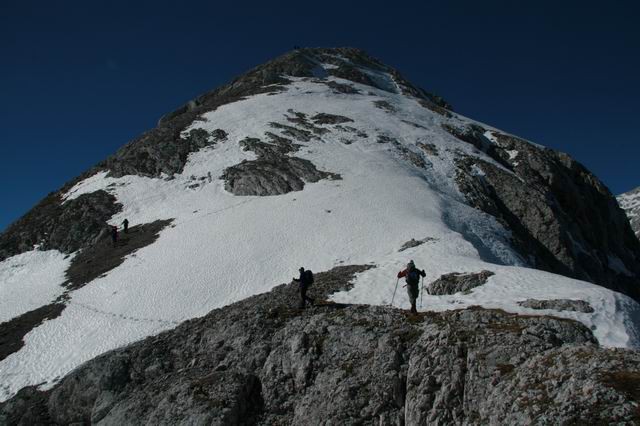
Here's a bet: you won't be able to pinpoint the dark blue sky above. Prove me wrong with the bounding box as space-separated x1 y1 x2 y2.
1 0 639 231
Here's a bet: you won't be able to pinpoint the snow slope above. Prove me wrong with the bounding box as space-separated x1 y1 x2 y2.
1 71 639 402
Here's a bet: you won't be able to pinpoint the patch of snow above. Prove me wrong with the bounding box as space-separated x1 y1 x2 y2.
331 248 640 349
483 130 498 144
0 250 71 323
470 164 486 177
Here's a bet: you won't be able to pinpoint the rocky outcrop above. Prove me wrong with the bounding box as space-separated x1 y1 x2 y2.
398 237 436 252
452 125 640 302
310 113 353 125
428 270 495 295
618 185 640 239
2 265 638 425
518 298 594 313
221 134 340 196
0 190 121 262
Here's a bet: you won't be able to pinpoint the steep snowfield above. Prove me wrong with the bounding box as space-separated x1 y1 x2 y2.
1 73 639 402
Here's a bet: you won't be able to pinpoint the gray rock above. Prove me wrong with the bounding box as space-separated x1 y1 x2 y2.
377 134 398 144
3 265 638 425
221 135 340 196
399 237 436 252
324 81 360 94
268 122 316 142
373 100 396 113
428 270 495 295
283 111 329 135
417 142 438 156
518 298 595 313
310 113 354 125
452 126 640 302
221 157 339 196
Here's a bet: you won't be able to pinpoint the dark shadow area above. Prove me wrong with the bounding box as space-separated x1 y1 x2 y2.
0 303 65 362
64 219 173 290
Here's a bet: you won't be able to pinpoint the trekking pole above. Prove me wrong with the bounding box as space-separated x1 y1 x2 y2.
420 276 424 309
390 278 399 307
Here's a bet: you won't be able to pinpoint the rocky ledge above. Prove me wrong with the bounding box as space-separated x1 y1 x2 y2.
2 265 639 425
428 270 495 295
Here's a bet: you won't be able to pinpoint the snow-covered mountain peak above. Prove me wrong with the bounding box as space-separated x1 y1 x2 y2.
1 47 640 403
618 185 640 239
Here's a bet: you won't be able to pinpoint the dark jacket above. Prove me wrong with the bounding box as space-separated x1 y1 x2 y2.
295 270 313 287
397 267 426 284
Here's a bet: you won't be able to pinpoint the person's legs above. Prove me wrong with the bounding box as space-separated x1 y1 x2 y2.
407 284 418 313
305 292 314 306
299 285 307 309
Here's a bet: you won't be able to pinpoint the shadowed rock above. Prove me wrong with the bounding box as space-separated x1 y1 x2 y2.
325 81 360 94
373 100 395 113
311 113 354 125
454 128 640 302
64 219 174 290
0 191 122 261
417 142 438 156
428 270 495 295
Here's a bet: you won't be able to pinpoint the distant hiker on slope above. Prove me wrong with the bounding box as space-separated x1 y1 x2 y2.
397 260 426 314
293 267 315 309
111 226 119 247
122 218 129 234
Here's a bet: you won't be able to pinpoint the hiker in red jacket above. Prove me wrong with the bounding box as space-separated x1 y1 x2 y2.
398 260 426 314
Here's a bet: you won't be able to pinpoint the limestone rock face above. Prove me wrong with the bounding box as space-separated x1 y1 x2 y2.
453 127 640 301
2 266 639 425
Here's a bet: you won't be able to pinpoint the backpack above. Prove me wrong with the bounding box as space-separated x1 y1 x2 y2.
406 268 420 285
304 270 314 286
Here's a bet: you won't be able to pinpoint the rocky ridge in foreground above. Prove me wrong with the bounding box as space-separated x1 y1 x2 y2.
2 265 638 425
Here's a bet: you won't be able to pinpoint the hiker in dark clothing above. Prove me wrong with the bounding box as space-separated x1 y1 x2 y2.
122 219 129 234
397 260 426 314
111 226 119 247
293 267 315 309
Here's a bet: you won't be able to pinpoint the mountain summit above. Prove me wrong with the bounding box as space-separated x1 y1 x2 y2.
1 48 640 422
